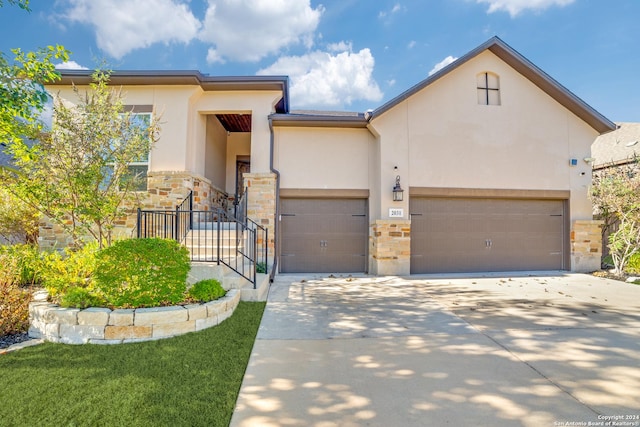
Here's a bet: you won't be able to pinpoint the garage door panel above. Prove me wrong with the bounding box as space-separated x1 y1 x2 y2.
281 198 367 273
410 197 565 274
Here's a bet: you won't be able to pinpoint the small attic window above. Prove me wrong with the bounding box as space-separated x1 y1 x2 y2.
477 72 500 106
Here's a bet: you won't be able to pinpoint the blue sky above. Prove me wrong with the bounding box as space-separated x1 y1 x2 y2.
1 0 639 121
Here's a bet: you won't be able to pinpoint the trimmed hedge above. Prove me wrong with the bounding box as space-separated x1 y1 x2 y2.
93 238 190 308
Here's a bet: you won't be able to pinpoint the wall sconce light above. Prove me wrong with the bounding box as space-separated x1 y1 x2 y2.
392 175 404 201
583 157 595 164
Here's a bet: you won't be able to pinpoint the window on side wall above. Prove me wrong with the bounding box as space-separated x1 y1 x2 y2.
124 111 151 191
106 105 153 192
477 72 500 106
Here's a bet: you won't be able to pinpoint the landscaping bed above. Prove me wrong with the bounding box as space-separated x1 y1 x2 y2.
0 301 265 426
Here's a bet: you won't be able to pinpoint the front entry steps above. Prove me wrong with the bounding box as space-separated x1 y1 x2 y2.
188 263 270 302
183 221 245 261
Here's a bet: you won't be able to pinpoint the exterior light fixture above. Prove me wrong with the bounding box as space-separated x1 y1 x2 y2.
392 175 404 201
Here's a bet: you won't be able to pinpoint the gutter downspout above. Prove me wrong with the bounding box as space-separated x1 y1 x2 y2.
268 117 280 283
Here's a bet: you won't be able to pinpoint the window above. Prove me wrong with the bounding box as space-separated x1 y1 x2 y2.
105 106 153 192
124 112 151 191
477 72 500 106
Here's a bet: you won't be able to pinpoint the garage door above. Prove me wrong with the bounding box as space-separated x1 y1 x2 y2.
410 198 566 274
280 198 368 273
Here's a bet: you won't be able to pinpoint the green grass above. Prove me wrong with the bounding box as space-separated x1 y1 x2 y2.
0 301 265 427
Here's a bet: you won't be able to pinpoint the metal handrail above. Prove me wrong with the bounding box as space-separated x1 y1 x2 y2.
136 203 265 288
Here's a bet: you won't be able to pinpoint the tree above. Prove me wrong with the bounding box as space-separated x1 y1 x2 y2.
590 160 640 275
0 0 68 245
2 70 160 248
1 0 69 149
0 187 39 244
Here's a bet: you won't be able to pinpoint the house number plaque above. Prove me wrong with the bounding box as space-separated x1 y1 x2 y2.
389 208 404 218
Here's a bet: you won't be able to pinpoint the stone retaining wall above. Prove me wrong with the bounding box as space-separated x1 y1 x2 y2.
28 290 240 345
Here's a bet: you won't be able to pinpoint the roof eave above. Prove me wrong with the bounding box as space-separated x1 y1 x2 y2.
270 113 368 128
49 70 290 113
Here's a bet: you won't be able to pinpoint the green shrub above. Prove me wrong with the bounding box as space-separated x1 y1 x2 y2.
0 253 32 335
0 244 44 286
188 279 226 302
59 286 105 309
256 262 267 274
94 238 190 308
41 242 99 298
626 252 640 274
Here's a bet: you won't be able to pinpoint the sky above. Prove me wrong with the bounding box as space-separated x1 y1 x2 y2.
1 0 639 122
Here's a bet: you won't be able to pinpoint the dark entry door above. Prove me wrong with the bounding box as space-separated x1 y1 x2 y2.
280 198 368 273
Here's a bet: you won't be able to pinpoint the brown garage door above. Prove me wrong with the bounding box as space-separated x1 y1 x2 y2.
410 198 566 274
280 198 368 273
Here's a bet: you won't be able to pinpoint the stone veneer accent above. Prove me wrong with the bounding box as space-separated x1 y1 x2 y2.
38 171 230 250
571 219 604 273
244 173 276 261
369 219 411 276
28 290 240 345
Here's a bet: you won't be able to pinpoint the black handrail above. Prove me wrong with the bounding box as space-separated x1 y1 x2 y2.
136 201 267 288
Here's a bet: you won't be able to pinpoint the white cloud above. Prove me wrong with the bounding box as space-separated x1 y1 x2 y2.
476 0 575 17
200 0 323 63
327 41 352 52
55 61 89 70
386 79 396 87
258 48 383 109
379 3 403 19
407 40 416 49
428 55 458 76
62 0 201 59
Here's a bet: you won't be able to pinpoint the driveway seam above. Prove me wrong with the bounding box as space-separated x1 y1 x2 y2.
482 331 602 417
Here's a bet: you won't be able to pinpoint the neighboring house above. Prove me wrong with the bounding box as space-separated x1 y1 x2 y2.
44 36 615 275
591 122 640 259
592 122 640 172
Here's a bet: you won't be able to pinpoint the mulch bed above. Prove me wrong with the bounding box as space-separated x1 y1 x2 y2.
0 332 31 350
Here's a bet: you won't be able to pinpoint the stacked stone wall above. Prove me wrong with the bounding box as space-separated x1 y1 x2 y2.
571 220 604 272
369 219 411 276
38 171 230 249
28 290 240 344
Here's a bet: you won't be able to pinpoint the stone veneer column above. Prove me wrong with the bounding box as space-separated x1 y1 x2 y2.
243 173 276 262
571 220 604 272
369 219 411 276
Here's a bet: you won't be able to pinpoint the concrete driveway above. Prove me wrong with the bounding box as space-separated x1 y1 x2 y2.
230 273 640 427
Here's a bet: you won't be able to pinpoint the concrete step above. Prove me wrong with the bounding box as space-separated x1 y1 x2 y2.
191 221 240 231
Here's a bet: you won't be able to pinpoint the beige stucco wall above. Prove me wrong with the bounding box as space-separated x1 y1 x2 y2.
273 127 374 190
369 50 599 222
189 90 282 174
204 115 227 190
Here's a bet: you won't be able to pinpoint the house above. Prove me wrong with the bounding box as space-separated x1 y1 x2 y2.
44 36 615 275
592 122 639 173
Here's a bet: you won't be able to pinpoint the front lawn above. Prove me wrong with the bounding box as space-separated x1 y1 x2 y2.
0 301 265 427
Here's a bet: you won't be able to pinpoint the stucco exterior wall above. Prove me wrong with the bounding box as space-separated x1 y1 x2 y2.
205 115 227 190
190 90 282 174
369 50 599 222
273 127 374 190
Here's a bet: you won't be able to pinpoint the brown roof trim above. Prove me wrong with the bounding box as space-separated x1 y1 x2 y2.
50 70 290 113
371 36 616 135
270 112 368 128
